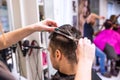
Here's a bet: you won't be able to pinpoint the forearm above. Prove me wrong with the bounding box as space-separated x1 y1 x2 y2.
86 13 100 23
75 60 92 80
75 38 95 80
0 24 35 50
91 13 101 19
0 19 57 50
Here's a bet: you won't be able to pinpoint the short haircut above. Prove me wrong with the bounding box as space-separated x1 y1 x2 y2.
49 24 82 63
110 15 117 24
104 19 113 29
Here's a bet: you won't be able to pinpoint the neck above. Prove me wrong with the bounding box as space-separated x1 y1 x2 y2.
59 59 77 75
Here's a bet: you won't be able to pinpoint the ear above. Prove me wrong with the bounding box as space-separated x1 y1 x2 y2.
55 49 62 61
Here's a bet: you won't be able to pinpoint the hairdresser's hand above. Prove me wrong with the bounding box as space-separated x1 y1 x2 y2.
76 38 95 64
32 19 58 32
75 38 95 80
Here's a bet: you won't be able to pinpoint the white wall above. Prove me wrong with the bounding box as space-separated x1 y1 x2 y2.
7 0 43 80
44 0 54 19
7 0 22 29
99 0 107 24
107 0 120 18
99 0 120 24
53 0 73 26
19 1 43 80
7 0 28 78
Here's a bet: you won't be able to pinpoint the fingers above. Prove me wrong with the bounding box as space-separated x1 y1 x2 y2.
41 19 58 32
84 37 91 44
45 27 56 32
43 19 58 27
78 37 92 50
36 19 58 32
77 37 95 62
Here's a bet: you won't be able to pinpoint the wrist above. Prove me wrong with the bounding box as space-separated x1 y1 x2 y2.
28 23 40 32
78 58 93 67
76 60 92 80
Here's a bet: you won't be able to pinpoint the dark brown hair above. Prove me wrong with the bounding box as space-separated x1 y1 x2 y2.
104 19 113 29
49 24 82 63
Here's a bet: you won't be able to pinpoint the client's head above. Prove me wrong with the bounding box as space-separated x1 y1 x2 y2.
48 24 82 70
103 19 113 29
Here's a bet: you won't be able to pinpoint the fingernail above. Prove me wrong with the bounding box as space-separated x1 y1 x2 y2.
55 28 59 31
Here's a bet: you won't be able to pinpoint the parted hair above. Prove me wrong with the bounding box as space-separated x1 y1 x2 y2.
49 24 82 63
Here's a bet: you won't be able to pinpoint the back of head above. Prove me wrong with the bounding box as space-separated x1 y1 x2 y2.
110 15 117 24
109 15 119 31
103 19 113 29
49 24 82 63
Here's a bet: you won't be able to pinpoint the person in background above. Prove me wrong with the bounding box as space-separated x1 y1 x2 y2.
83 13 112 78
94 19 120 76
78 3 109 77
78 1 110 77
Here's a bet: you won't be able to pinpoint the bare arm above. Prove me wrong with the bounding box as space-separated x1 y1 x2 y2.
75 38 95 80
86 13 104 23
0 19 57 50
